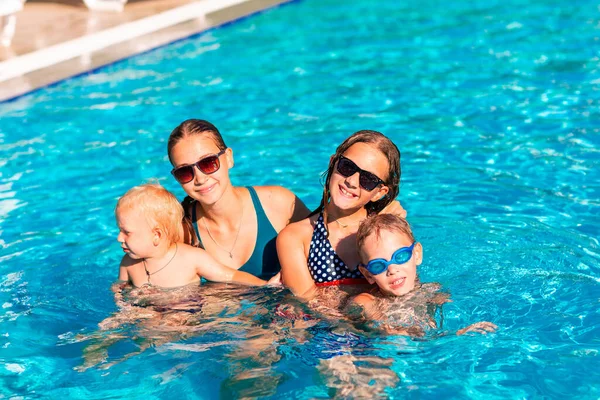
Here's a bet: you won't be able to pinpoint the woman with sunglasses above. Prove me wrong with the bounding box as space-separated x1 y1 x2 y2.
277 130 403 298
168 119 310 279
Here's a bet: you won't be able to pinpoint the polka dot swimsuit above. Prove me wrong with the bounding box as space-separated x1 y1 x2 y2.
308 213 364 285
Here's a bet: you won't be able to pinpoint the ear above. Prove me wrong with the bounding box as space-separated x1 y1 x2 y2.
414 242 423 265
152 228 162 246
358 265 376 284
225 148 234 169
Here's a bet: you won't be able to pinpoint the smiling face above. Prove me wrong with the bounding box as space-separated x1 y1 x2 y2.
116 207 156 260
358 228 422 297
169 134 233 206
329 142 390 212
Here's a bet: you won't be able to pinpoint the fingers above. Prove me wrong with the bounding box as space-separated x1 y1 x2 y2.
267 272 282 286
457 322 498 336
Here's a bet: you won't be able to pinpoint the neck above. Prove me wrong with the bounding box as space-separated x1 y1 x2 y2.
144 242 176 266
326 204 367 227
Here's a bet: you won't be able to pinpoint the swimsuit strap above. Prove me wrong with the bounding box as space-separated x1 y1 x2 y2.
243 186 280 278
247 186 272 235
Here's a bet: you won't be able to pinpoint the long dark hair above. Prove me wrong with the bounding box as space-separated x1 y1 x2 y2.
312 130 401 224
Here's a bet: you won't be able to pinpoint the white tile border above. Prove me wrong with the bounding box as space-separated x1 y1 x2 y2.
0 0 288 90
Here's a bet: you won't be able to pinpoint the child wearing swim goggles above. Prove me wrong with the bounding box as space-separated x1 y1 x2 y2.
352 214 497 336
115 183 271 288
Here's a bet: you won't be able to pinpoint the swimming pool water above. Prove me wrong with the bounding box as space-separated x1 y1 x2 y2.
1 0 599 397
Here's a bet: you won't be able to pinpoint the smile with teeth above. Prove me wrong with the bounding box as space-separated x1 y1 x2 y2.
390 277 406 287
339 184 358 198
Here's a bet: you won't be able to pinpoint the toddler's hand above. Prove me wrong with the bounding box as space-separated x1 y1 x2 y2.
267 272 282 286
457 321 497 336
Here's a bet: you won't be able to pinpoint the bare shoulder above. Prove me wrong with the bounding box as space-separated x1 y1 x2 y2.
346 292 376 318
176 242 208 261
252 186 310 231
253 185 296 204
277 214 316 242
118 255 137 281
352 292 376 307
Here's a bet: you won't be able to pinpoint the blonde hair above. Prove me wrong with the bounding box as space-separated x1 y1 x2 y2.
116 183 183 244
356 214 415 254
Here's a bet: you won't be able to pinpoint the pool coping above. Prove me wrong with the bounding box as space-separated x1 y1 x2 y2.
0 0 293 103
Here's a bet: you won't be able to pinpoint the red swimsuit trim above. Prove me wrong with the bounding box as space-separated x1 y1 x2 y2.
315 278 368 287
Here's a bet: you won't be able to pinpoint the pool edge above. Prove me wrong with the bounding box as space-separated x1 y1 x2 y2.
0 0 297 104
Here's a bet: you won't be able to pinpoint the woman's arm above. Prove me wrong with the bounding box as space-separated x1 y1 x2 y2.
277 222 317 299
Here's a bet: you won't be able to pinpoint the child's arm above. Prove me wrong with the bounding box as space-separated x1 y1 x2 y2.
277 222 317 299
113 256 133 307
350 293 377 317
191 247 267 286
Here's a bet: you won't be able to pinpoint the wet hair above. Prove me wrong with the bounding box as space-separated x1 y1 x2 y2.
167 119 227 164
116 183 184 244
313 130 401 224
167 119 228 245
356 214 415 259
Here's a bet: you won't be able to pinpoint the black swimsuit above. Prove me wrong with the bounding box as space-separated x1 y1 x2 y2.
307 213 365 286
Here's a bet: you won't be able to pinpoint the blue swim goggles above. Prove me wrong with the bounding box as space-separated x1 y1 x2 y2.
361 242 416 275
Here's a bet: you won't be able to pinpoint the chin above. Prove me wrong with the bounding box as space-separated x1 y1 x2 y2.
330 191 361 210
382 285 413 297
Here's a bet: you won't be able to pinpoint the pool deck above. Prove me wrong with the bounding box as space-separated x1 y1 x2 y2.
0 0 291 102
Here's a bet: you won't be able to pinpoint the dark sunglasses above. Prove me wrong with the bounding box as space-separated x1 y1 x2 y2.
171 149 226 184
361 242 416 275
336 156 385 192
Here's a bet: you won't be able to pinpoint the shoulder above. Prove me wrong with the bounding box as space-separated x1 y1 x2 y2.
277 214 316 242
251 185 305 231
352 292 376 307
176 242 208 260
253 185 296 209
346 292 376 318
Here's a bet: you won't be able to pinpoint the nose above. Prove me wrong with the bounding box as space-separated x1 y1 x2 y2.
117 232 124 243
193 165 209 185
386 263 401 275
344 171 360 189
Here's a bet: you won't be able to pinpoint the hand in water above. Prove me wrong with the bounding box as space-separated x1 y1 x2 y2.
457 321 498 336
267 272 282 286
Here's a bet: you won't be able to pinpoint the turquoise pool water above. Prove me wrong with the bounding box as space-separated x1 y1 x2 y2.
1 0 599 397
